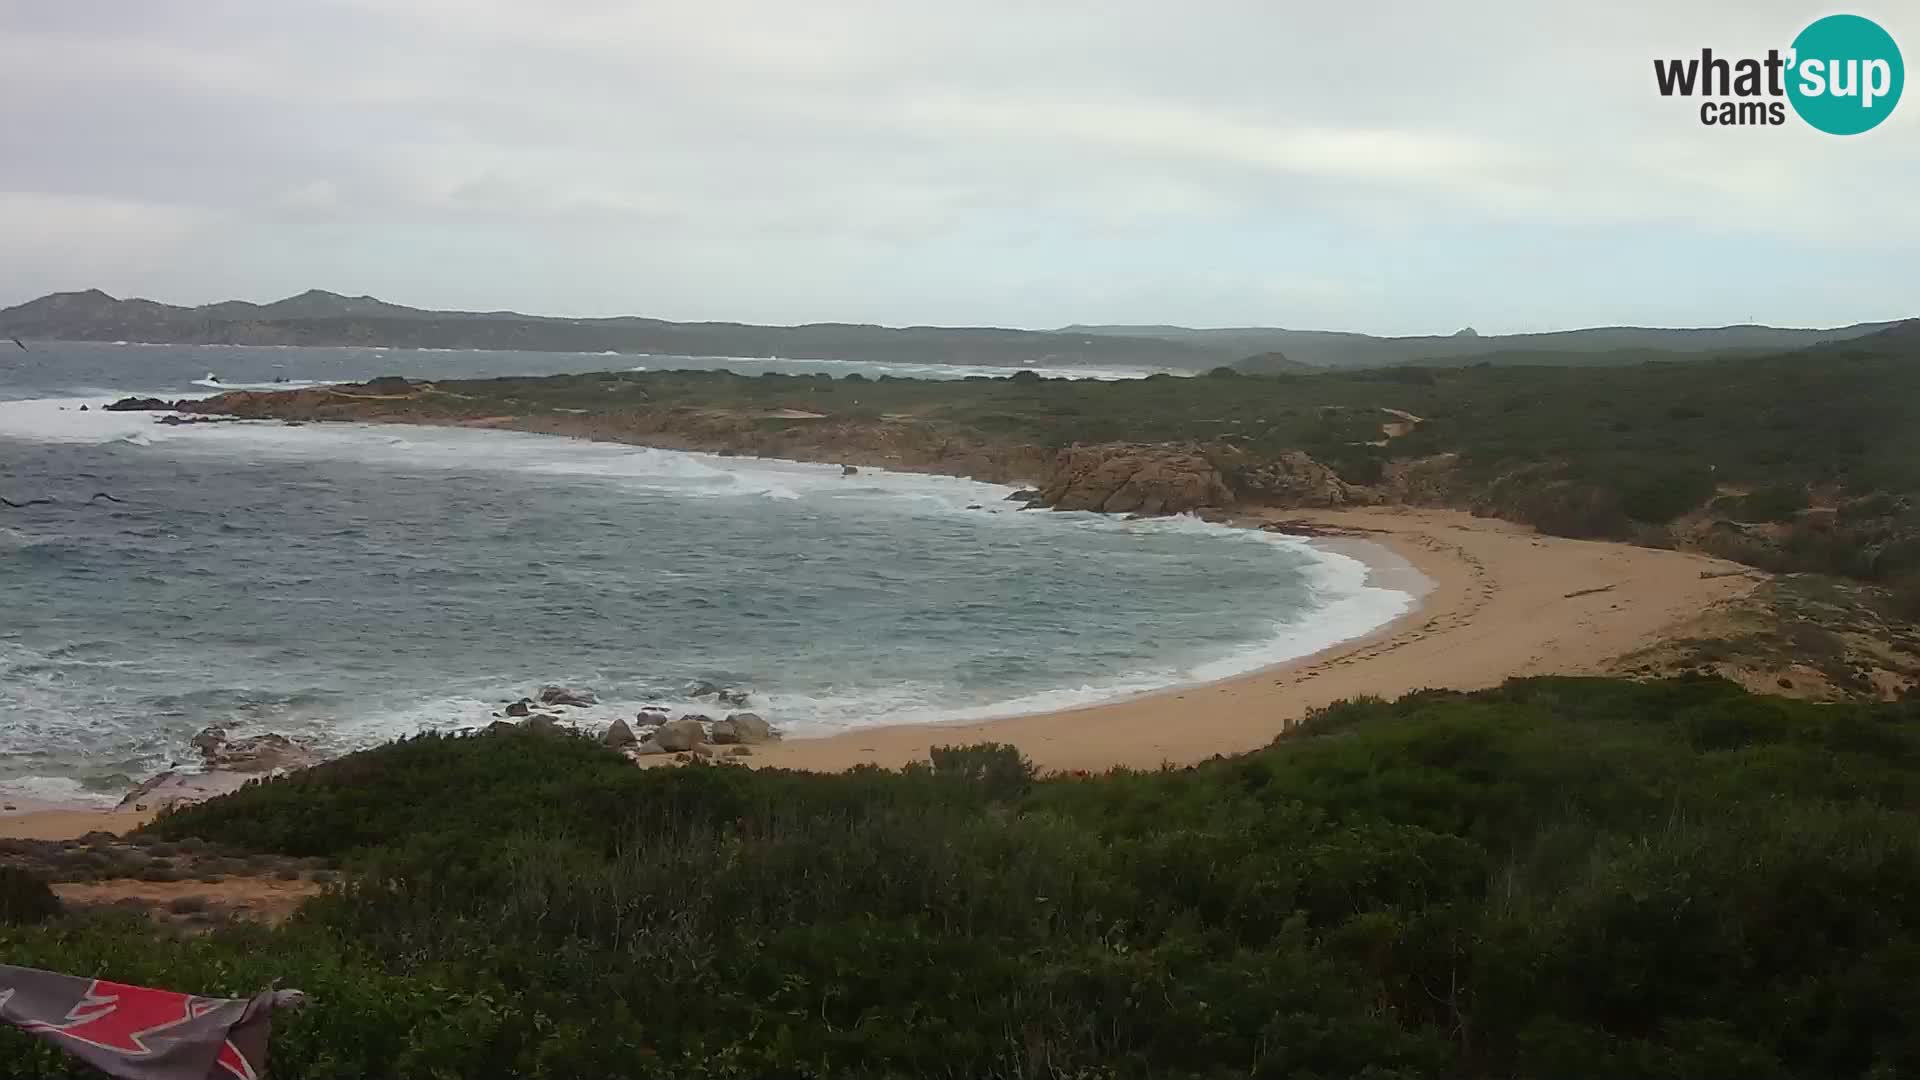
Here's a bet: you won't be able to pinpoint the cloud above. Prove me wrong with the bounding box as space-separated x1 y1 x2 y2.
0 0 1914 331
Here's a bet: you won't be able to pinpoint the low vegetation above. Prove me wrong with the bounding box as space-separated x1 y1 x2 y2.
4 677 1918 1077
200 324 1920 584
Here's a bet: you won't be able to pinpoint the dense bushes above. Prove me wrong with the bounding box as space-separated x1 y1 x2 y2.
0 866 61 924
383 333 1920 579
5 678 1919 1077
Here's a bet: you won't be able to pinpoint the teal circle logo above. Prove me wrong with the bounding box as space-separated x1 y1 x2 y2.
1787 14 1903 134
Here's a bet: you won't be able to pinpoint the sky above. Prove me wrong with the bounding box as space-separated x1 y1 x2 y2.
0 0 1915 335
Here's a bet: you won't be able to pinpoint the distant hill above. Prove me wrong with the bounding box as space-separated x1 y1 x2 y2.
1063 320 1901 369
5 289 1903 372
0 290 1227 370
1228 350 1311 374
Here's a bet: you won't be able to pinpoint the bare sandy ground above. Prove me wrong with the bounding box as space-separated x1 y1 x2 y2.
0 805 154 841
1 506 1762 839
738 507 1763 773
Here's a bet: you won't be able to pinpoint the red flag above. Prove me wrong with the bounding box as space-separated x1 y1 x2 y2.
1 965 303 1079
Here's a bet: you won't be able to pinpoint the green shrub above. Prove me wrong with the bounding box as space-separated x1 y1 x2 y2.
0 866 61 925
5 680 1917 1077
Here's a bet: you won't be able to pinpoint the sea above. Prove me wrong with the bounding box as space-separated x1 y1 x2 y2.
0 342 1418 805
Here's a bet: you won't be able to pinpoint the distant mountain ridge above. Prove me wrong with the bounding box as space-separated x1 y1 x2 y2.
1061 321 1902 368
0 289 1220 370
0 288 1902 370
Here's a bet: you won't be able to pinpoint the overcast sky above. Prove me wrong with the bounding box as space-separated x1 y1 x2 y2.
0 0 1914 334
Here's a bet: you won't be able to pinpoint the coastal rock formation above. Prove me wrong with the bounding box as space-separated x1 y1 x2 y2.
653 718 707 752
635 708 670 726
188 727 320 773
603 718 637 749
538 685 597 708
505 701 531 717
634 737 666 756
1224 449 1371 508
115 770 256 811
689 682 751 707
710 712 774 745
1039 444 1233 515
105 396 181 412
524 714 561 735
208 734 319 773
1378 453 1460 504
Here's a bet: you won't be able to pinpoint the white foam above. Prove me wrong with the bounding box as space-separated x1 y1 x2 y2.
0 776 122 809
1 394 1424 764
191 378 335 391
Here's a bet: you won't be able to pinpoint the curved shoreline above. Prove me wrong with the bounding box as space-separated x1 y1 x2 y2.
728 505 1762 773
0 422 1764 837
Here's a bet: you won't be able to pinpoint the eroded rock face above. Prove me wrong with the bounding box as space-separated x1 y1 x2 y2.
1038 444 1234 515
188 727 321 773
207 734 321 773
1226 450 1371 508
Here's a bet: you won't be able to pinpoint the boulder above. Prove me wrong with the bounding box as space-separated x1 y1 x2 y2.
204 733 319 773
1039 444 1234 515
1005 489 1041 503
485 720 518 735
538 685 597 708
602 718 637 749
505 700 531 717
524 714 561 735
653 718 707 752
716 689 750 707
634 737 667 756
842 464 859 476
710 712 774 745
189 726 228 757
634 708 670 726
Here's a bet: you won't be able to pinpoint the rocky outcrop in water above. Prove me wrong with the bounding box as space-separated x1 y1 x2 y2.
189 726 321 773
538 685 598 708
1039 444 1234 515
104 396 182 412
689 682 750 707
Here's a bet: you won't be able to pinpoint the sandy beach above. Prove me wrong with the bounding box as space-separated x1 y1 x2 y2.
737 506 1762 773
1 505 1761 840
